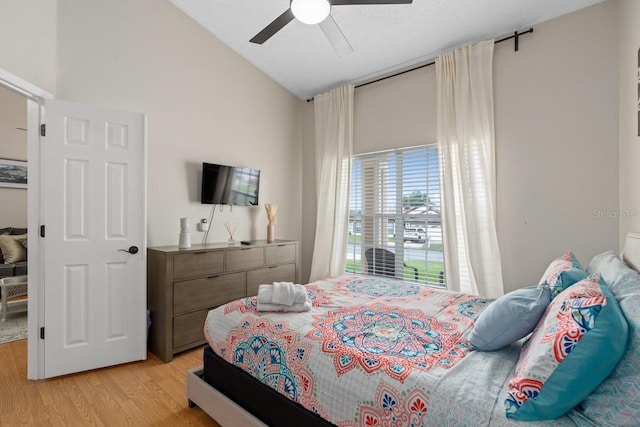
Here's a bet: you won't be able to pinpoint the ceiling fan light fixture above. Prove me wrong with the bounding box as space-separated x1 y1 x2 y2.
291 0 330 25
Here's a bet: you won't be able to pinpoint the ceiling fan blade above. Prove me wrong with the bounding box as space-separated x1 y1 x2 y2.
319 15 353 57
331 0 412 5
250 9 295 44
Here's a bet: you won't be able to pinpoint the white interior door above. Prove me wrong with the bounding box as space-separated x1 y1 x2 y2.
42 100 146 378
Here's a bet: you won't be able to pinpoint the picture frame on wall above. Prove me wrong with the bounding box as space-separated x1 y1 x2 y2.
0 159 27 189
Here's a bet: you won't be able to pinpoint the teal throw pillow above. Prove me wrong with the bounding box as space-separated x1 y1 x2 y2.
505 274 628 421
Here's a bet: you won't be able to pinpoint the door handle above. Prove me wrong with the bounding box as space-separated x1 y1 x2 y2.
118 246 139 254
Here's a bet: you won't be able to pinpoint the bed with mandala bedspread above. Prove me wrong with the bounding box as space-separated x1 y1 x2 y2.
202 274 578 427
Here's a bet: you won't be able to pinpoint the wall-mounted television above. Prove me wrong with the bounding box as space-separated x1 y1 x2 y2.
201 162 260 206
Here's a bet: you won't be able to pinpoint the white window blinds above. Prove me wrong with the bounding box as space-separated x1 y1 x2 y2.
347 145 445 286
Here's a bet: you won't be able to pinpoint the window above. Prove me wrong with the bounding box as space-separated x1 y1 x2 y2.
346 145 445 286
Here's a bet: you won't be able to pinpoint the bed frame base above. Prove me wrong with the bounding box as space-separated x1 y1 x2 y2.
187 367 267 427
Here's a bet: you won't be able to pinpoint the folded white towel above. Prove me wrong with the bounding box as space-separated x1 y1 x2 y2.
257 283 308 305
271 281 296 306
294 285 307 304
257 300 312 313
257 285 271 304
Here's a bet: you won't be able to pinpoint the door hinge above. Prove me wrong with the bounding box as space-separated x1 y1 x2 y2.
40 327 45 340
40 124 46 137
40 225 45 238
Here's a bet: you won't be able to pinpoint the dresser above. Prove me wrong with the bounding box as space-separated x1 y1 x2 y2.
147 239 298 362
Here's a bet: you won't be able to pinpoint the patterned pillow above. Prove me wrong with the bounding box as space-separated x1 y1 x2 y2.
538 251 588 298
505 274 628 421
570 268 640 425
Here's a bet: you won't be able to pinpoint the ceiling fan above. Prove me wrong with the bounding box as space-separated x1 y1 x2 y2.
250 0 413 57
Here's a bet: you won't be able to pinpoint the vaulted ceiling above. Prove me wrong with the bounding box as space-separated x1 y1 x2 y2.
169 0 605 100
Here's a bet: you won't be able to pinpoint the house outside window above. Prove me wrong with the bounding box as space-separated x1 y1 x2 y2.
346 145 445 286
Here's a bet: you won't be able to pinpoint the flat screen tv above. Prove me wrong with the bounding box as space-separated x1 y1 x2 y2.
201 162 260 206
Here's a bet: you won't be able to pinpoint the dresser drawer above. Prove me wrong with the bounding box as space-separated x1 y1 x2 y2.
265 244 296 265
173 251 224 280
174 272 246 314
246 263 296 297
173 309 209 349
226 247 263 272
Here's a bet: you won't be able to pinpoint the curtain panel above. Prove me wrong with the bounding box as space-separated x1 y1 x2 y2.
309 85 354 282
436 40 504 298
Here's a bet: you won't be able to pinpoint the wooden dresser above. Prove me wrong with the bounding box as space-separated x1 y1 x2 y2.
147 239 298 362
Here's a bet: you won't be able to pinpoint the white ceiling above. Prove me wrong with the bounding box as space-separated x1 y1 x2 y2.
168 0 605 100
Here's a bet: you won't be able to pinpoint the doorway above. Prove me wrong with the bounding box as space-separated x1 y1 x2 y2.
0 67 51 379
0 67 148 380
0 85 29 344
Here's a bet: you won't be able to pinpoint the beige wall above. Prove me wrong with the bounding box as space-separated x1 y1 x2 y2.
0 0 57 94
56 0 303 247
618 0 640 245
495 0 619 291
302 0 620 290
0 85 28 227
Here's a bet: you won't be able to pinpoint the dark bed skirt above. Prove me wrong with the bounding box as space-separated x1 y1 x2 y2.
203 345 337 427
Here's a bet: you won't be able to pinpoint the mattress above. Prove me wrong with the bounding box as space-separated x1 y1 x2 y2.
204 274 577 426
203 345 335 426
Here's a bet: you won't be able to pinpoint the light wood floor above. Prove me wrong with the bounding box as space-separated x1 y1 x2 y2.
0 338 221 426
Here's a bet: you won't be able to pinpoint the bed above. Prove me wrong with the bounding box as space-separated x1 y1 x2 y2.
187 233 640 426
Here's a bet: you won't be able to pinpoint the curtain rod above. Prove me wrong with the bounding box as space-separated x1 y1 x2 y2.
306 28 534 102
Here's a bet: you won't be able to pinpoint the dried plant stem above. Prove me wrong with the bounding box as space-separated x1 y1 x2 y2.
224 222 238 240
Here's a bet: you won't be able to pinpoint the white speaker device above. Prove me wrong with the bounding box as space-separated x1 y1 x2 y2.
179 217 191 249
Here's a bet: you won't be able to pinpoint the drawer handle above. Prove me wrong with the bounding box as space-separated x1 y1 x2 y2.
269 266 277 269
277 244 287 247
207 275 219 279
241 248 252 251
194 252 207 255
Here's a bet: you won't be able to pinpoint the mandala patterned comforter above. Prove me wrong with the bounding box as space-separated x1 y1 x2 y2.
204 274 576 426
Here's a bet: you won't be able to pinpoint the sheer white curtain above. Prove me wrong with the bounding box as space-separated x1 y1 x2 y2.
309 85 354 282
436 40 504 298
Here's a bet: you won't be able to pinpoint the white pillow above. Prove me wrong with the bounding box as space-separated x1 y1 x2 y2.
587 250 630 287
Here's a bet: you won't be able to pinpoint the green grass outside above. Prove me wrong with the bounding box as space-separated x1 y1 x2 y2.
346 259 445 286
348 234 361 244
